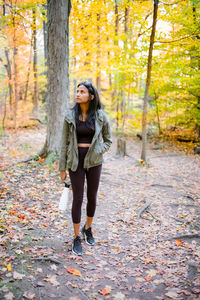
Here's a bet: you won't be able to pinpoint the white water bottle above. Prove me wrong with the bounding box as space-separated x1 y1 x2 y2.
59 182 71 211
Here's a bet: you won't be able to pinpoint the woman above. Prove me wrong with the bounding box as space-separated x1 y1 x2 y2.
59 82 112 256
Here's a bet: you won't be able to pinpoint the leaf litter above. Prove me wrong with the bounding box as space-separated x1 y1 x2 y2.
0 128 200 299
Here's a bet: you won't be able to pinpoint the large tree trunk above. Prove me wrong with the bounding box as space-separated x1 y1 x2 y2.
40 0 71 157
32 7 39 113
141 0 159 162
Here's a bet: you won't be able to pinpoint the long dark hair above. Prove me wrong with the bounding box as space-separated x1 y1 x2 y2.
73 81 101 130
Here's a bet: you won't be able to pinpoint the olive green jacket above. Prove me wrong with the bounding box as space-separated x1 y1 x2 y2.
59 109 112 171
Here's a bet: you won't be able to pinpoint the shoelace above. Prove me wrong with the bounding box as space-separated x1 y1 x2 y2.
75 236 81 245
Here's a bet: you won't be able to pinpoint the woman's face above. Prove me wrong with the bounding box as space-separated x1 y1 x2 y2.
76 85 90 104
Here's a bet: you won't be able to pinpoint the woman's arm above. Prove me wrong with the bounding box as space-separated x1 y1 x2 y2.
59 119 69 171
101 113 112 154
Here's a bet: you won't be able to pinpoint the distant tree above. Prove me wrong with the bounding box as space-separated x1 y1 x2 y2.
141 0 159 163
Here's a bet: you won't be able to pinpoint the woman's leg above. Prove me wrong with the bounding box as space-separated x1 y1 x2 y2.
69 167 85 233
81 165 102 246
69 148 88 236
86 164 102 223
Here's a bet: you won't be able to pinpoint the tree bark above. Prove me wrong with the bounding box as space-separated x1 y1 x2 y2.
154 95 162 135
12 3 18 131
114 0 119 130
192 3 200 142
24 36 33 103
141 0 159 162
4 49 12 113
42 4 48 103
32 7 39 113
40 0 71 157
96 13 101 95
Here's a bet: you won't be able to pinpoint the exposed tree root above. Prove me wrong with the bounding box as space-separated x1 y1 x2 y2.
165 232 200 241
32 256 61 264
151 184 173 188
146 209 160 223
187 262 200 269
138 199 151 219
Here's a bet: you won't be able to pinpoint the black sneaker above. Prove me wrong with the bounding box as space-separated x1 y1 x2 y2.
81 225 95 246
72 236 83 256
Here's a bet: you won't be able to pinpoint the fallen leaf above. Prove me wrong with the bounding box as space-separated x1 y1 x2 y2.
38 157 44 163
65 266 82 277
146 269 157 277
113 292 125 299
145 276 152 281
5 292 14 300
73 269 82 277
65 266 74 274
23 247 31 252
165 291 178 298
23 291 35 299
13 271 25 280
7 263 12 272
44 274 60 286
99 288 111 296
136 277 145 282
176 239 183 246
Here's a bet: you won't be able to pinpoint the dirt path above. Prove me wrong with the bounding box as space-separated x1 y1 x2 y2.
0 128 200 300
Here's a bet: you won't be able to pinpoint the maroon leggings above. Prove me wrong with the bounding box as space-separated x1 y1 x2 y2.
69 147 102 224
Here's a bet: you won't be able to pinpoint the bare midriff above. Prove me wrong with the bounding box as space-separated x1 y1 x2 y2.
78 143 91 147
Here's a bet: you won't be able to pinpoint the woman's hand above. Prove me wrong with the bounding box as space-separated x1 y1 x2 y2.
60 170 67 183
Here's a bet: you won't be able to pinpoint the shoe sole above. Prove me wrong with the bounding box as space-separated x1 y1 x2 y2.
72 243 83 256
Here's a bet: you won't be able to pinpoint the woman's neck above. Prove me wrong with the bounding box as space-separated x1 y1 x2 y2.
80 103 89 121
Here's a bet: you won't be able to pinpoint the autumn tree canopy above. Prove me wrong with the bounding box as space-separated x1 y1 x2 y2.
0 0 200 143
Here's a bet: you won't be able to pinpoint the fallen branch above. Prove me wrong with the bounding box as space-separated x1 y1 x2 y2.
32 256 61 264
164 232 200 241
171 216 187 223
138 199 151 219
17 155 38 163
151 184 173 188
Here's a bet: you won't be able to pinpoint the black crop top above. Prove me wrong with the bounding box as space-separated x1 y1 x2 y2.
76 121 95 144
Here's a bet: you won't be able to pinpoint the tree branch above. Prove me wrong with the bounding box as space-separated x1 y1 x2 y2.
160 0 185 5
155 34 196 44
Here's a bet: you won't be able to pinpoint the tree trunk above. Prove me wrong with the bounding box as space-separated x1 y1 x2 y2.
96 13 101 95
3 2 13 115
40 0 71 157
42 4 48 103
192 3 200 142
154 96 162 135
141 0 159 162
116 138 127 156
32 7 39 113
114 0 119 130
4 49 13 113
24 36 33 103
42 5 48 67
12 6 18 131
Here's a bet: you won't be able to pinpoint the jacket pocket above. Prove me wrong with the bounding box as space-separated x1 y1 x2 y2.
89 146 103 165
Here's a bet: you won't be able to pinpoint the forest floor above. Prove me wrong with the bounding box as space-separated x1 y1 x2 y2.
0 126 200 300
